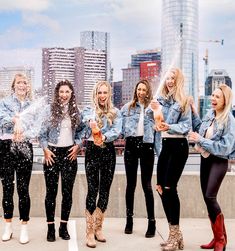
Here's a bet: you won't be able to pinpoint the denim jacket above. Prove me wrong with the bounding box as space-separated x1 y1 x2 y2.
153 96 192 155
196 109 235 159
0 94 31 136
121 102 155 143
82 106 122 142
158 96 192 135
38 106 85 149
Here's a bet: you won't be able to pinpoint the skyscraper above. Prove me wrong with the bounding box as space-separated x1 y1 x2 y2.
161 0 198 101
80 31 111 82
42 47 77 103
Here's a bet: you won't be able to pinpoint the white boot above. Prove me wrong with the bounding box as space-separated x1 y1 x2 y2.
19 224 29 244
2 222 13 241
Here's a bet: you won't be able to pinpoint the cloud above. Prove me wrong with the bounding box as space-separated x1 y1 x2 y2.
22 13 60 32
0 0 51 12
0 27 34 49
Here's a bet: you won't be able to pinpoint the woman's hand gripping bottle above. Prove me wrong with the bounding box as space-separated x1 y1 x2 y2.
150 100 164 130
89 120 105 147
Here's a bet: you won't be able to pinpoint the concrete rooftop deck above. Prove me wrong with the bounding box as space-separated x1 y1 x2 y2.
1 217 235 251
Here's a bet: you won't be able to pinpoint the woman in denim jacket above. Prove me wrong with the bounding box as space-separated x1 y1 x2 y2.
38 80 84 242
151 68 191 251
189 84 235 251
82 81 122 248
0 73 33 244
121 79 156 238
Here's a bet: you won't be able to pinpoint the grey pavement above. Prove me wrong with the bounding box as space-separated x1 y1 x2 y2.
0 217 235 251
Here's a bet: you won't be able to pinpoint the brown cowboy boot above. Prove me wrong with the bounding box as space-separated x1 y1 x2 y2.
94 207 106 242
162 225 184 251
85 209 96 248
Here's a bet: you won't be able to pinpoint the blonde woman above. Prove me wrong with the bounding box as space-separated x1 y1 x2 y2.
151 68 191 251
82 81 122 248
189 84 235 251
0 73 33 244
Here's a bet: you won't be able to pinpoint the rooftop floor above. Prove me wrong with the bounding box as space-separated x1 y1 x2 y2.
1 217 235 251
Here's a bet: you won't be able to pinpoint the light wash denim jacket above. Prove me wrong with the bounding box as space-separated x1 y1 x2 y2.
121 102 155 143
194 109 235 160
38 106 85 149
154 96 192 155
0 94 31 136
82 106 122 142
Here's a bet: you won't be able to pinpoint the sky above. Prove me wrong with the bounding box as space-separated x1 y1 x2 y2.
0 0 235 103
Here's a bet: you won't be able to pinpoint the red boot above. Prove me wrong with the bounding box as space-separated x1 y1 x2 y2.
213 213 226 251
200 216 215 249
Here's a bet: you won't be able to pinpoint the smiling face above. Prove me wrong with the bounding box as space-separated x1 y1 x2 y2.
136 82 147 104
165 70 176 93
13 75 29 99
97 84 109 107
58 85 72 105
211 88 225 113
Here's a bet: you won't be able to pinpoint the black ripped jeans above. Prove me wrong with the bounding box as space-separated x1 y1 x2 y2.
85 141 116 214
44 145 77 222
1 139 33 221
157 138 188 225
124 136 155 219
200 154 228 223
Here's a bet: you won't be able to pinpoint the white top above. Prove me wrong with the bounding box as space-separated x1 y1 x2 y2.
49 114 73 147
136 104 144 136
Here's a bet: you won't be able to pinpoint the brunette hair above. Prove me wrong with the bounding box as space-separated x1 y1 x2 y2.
51 80 80 129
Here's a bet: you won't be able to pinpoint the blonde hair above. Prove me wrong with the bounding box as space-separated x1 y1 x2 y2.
11 73 32 100
159 68 189 113
92 81 116 128
215 83 233 127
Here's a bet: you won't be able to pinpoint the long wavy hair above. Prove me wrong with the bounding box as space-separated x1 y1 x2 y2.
11 73 32 100
128 79 153 112
92 81 116 128
214 83 233 127
159 68 189 113
51 80 80 129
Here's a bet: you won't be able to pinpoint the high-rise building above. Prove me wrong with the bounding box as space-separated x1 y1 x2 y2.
161 0 198 102
42 47 77 103
80 31 111 82
122 67 140 104
205 69 232 96
131 49 161 67
112 81 122 109
0 66 34 99
75 47 107 105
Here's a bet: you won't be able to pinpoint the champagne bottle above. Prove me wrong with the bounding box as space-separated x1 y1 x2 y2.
153 105 164 128
92 125 104 146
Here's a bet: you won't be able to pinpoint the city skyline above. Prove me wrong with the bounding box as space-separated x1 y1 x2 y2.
0 0 234 103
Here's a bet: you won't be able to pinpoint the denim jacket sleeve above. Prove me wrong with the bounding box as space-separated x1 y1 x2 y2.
198 113 235 157
74 113 86 147
38 106 51 149
103 108 122 142
167 108 192 135
0 97 15 129
192 111 202 133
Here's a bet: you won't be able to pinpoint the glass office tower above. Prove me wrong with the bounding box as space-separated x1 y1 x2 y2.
161 0 199 102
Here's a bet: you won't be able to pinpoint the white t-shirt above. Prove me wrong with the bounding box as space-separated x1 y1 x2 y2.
136 104 144 136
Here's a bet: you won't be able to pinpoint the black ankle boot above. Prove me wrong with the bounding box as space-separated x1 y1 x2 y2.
145 219 156 238
59 222 70 240
47 223 56 242
124 216 133 234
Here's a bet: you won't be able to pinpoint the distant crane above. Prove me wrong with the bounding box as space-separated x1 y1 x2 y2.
199 39 224 82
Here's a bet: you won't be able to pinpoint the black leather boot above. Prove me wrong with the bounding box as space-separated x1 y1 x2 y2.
124 216 133 234
47 223 56 242
145 219 156 238
59 222 70 240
